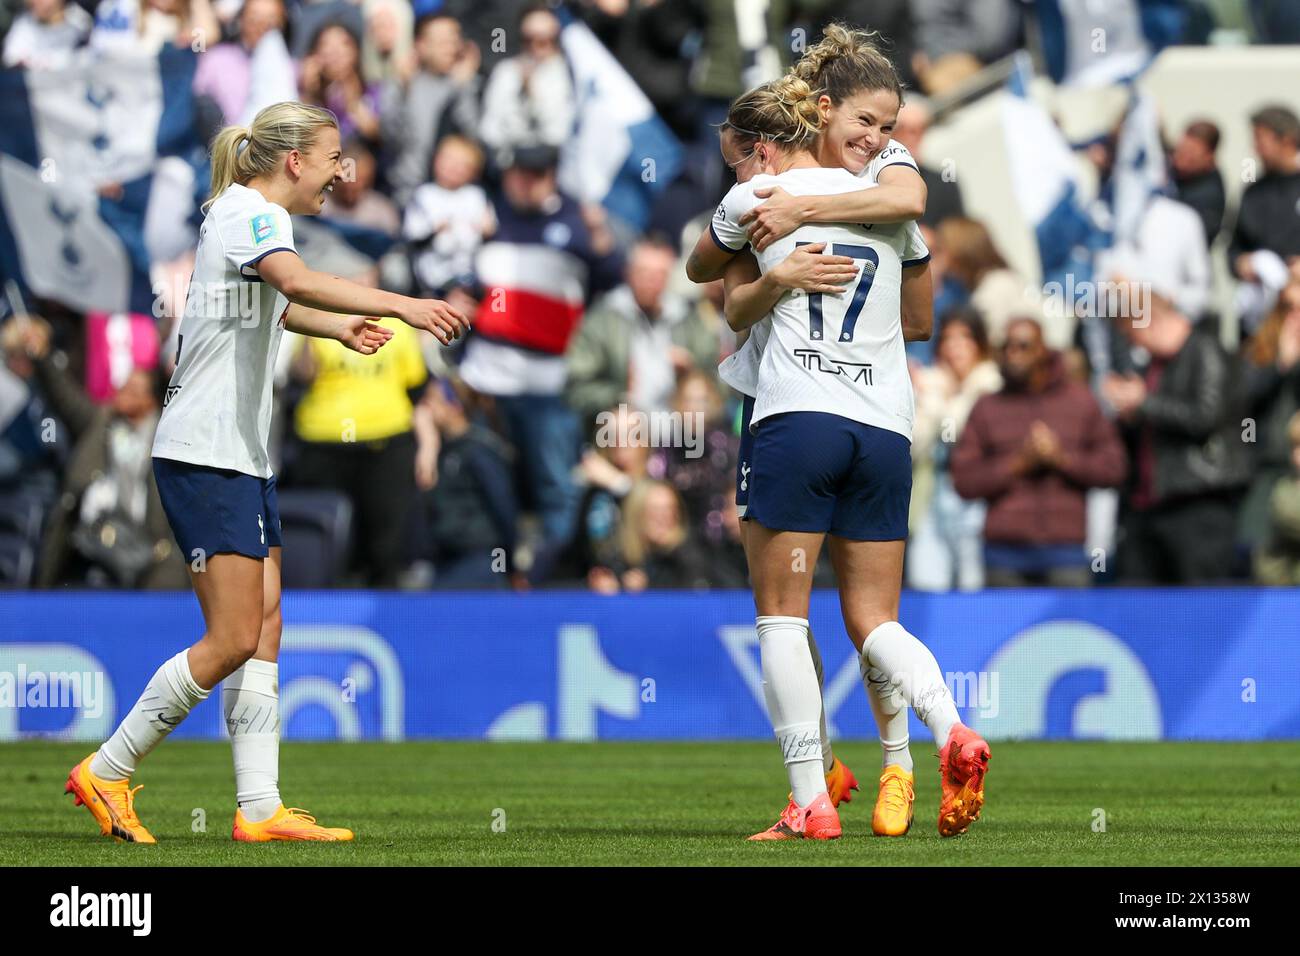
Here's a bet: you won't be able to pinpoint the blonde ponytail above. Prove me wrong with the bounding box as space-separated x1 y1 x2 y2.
203 101 339 212
723 75 823 153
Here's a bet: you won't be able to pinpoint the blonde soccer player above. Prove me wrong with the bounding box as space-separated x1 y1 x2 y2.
687 73 990 841
65 101 469 843
708 24 939 839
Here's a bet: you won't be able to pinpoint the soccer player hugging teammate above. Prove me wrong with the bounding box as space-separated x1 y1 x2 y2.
65 102 470 844
686 25 990 841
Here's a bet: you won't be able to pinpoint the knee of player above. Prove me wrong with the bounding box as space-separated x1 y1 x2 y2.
219 624 263 666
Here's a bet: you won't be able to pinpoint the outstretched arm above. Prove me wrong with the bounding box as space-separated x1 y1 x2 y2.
282 303 395 355
258 251 468 345
742 165 928 251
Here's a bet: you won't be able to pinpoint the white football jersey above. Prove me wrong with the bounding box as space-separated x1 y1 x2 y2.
152 183 296 478
717 139 923 401
712 165 929 441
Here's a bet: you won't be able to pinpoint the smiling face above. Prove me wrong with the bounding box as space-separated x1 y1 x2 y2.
286 123 342 215
816 88 901 175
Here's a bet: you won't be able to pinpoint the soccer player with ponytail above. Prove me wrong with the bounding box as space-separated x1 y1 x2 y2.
64 101 470 843
688 59 989 841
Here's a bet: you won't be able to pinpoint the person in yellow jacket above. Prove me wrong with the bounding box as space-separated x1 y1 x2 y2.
290 308 428 586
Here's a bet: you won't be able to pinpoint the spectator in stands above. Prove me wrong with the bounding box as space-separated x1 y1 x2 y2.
10 315 185 589
647 368 735 548
3 0 91 68
952 317 1126 587
286 281 428 588
912 0 1020 94
674 0 794 128
707 494 751 589
90 0 219 54
893 95 964 228
299 21 381 144
407 376 519 589
1231 106 1300 333
1171 119 1226 246
403 134 493 297
1098 197 1212 324
550 402 650 590
938 217 1068 349
458 144 622 556
613 479 713 591
565 234 717 430
1104 295 1250 583
359 0 412 90
908 309 1002 591
192 0 295 126
478 3 574 154
1254 410 1300 585
321 136 400 236
1238 280 1300 556
0 315 62 496
382 11 481 207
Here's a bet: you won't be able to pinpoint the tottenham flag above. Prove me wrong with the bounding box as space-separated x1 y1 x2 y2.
0 46 198 315
556 9 683 233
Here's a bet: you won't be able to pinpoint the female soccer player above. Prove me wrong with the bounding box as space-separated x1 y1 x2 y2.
65 101 469 843
713 25 938 839
686 75 990 841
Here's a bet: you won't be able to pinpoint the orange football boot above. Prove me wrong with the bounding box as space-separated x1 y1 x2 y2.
871 764 915 837
232 805 354 842
824 757 860 807
937 724 990 837
748 792 842 841
64 753 156 844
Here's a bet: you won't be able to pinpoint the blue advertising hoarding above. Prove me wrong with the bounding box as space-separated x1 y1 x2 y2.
1 589 1298 742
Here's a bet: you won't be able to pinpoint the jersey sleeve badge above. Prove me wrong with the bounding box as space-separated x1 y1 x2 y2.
249 213 279 246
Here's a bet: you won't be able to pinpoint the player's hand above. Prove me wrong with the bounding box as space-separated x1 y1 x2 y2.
740 186 808 251
339 315 394 355
770 242 858 295
399 296 470 346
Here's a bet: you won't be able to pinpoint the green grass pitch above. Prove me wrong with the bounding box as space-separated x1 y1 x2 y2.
2 740 1298 866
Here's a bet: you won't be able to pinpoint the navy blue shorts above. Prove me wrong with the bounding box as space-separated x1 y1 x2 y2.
746 412 912 540
153 457 283 561
735 394 756 517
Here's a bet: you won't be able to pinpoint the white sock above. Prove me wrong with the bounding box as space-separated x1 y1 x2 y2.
757 615 826 807
223 659 282 823
806 626 835 773
861 656 914 773
91 650 209 780
860 621 960 749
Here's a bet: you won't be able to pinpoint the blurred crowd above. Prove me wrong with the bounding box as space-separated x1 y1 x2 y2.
2 0 1300 592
